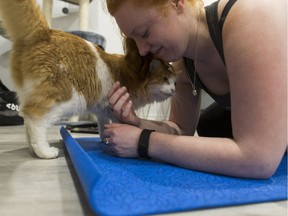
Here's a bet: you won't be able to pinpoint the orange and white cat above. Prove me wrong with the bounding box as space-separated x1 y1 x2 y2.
0 0 176 159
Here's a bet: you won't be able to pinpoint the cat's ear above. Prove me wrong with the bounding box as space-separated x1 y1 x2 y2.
149 59 163 72
149 59 175 74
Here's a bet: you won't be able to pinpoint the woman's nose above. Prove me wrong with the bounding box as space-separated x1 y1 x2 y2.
135 39 151 56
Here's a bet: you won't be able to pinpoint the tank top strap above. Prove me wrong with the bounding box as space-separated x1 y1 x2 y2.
219 0 238 32
205 0 238 65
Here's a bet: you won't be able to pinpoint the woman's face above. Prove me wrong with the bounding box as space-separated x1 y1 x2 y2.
114 1 190 62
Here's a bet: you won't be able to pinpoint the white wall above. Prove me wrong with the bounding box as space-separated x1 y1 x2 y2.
0 0 215 120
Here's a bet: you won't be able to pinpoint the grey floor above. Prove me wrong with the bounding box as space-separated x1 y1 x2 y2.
0 125 287 216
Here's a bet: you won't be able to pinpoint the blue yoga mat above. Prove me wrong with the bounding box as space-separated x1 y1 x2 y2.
60 127 287 216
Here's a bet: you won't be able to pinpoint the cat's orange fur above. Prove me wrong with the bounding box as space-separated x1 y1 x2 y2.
0 0 176 159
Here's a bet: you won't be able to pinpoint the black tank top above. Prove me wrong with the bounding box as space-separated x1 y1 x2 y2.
184 0 237 109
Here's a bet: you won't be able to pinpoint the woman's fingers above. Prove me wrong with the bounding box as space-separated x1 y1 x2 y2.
108 82 132 117
107 82 138 125
113 92 130 112
122 100 133 117
108 86 128 109
107 81 121 98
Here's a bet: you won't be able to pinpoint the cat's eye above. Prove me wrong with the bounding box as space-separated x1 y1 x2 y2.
167 64 175 73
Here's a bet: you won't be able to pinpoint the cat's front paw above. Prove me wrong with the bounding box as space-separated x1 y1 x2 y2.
32 146 59 159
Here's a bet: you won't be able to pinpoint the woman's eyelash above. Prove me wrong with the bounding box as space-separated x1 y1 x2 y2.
142 30 149 38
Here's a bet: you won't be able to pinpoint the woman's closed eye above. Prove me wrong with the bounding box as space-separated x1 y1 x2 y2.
142 29 149 38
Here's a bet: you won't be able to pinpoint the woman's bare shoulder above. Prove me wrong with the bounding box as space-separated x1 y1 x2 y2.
218 0 285 25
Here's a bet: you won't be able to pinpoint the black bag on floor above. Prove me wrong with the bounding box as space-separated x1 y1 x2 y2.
0 80 24 125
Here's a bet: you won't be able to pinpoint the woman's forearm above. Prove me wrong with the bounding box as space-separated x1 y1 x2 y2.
147 132 282 179
138 118 181 135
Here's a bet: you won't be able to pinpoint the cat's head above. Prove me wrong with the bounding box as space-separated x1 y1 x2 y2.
144 59 176 103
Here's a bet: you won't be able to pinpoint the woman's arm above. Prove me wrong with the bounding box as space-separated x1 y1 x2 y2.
148 0 287 179
168 59 202 135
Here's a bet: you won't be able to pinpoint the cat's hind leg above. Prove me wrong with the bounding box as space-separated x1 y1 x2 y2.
24 116 59 159
19 85 86 158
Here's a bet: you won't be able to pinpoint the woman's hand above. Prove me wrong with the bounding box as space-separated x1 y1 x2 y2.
108 81 140 126
103 123 142 158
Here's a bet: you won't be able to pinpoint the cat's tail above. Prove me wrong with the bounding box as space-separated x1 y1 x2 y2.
0 0 50 44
